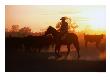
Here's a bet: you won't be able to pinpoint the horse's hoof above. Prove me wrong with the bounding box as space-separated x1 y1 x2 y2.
56 56 65 61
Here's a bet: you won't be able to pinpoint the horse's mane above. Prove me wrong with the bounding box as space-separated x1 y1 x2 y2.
48 26 56 30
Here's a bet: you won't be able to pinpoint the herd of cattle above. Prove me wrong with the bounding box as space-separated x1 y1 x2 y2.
5 33 104 52
6 34 54 52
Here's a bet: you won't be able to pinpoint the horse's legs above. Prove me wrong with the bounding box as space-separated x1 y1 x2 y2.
67 44 70 55
73 40 80 59
55 44 61 57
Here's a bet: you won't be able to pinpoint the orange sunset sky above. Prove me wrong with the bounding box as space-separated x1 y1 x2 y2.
5 5 106 34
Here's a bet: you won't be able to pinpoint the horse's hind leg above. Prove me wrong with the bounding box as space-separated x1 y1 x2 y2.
76 43 80 59
76 48 80 59
73 40 80 59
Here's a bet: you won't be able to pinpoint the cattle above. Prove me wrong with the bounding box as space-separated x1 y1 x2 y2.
84 34 103 48
5 37 23 51
5 34 54 53
23 34 54 52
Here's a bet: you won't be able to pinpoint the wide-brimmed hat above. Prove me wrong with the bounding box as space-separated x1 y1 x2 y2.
60 17 66 20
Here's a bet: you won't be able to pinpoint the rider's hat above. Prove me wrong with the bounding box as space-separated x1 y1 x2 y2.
60 17 66 20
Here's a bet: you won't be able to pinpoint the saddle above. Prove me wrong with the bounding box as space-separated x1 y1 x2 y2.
60 29 68 40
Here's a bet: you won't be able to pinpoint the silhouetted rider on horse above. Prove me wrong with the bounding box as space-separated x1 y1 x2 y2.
45 17 80 59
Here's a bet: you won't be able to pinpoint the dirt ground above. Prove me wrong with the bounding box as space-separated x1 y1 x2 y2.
5 34 106 72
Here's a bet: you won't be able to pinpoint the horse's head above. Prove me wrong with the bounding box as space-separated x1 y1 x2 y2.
45 26 57 36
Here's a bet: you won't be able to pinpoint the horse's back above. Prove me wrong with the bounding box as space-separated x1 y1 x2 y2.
68 33 78 40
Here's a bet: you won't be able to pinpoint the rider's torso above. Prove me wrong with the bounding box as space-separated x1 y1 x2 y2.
60 22 68 33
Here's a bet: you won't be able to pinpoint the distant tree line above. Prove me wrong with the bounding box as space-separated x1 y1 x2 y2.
5 25 44 37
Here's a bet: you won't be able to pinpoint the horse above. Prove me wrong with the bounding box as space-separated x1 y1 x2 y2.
45 26 80 59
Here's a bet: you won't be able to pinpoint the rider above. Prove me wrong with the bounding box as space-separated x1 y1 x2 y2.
60 17 68 33
56 17 69 40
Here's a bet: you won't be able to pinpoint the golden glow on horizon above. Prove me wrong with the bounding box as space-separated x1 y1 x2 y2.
5 6 106 34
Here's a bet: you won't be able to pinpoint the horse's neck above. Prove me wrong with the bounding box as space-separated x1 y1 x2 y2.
52 29 58 37
51 30 59 40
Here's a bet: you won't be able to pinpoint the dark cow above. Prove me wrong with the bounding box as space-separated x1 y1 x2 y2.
5 37 24 51
84 34 103 48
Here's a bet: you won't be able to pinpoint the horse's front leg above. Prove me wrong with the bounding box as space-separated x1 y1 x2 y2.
67 44 70 56
55 44 61 57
